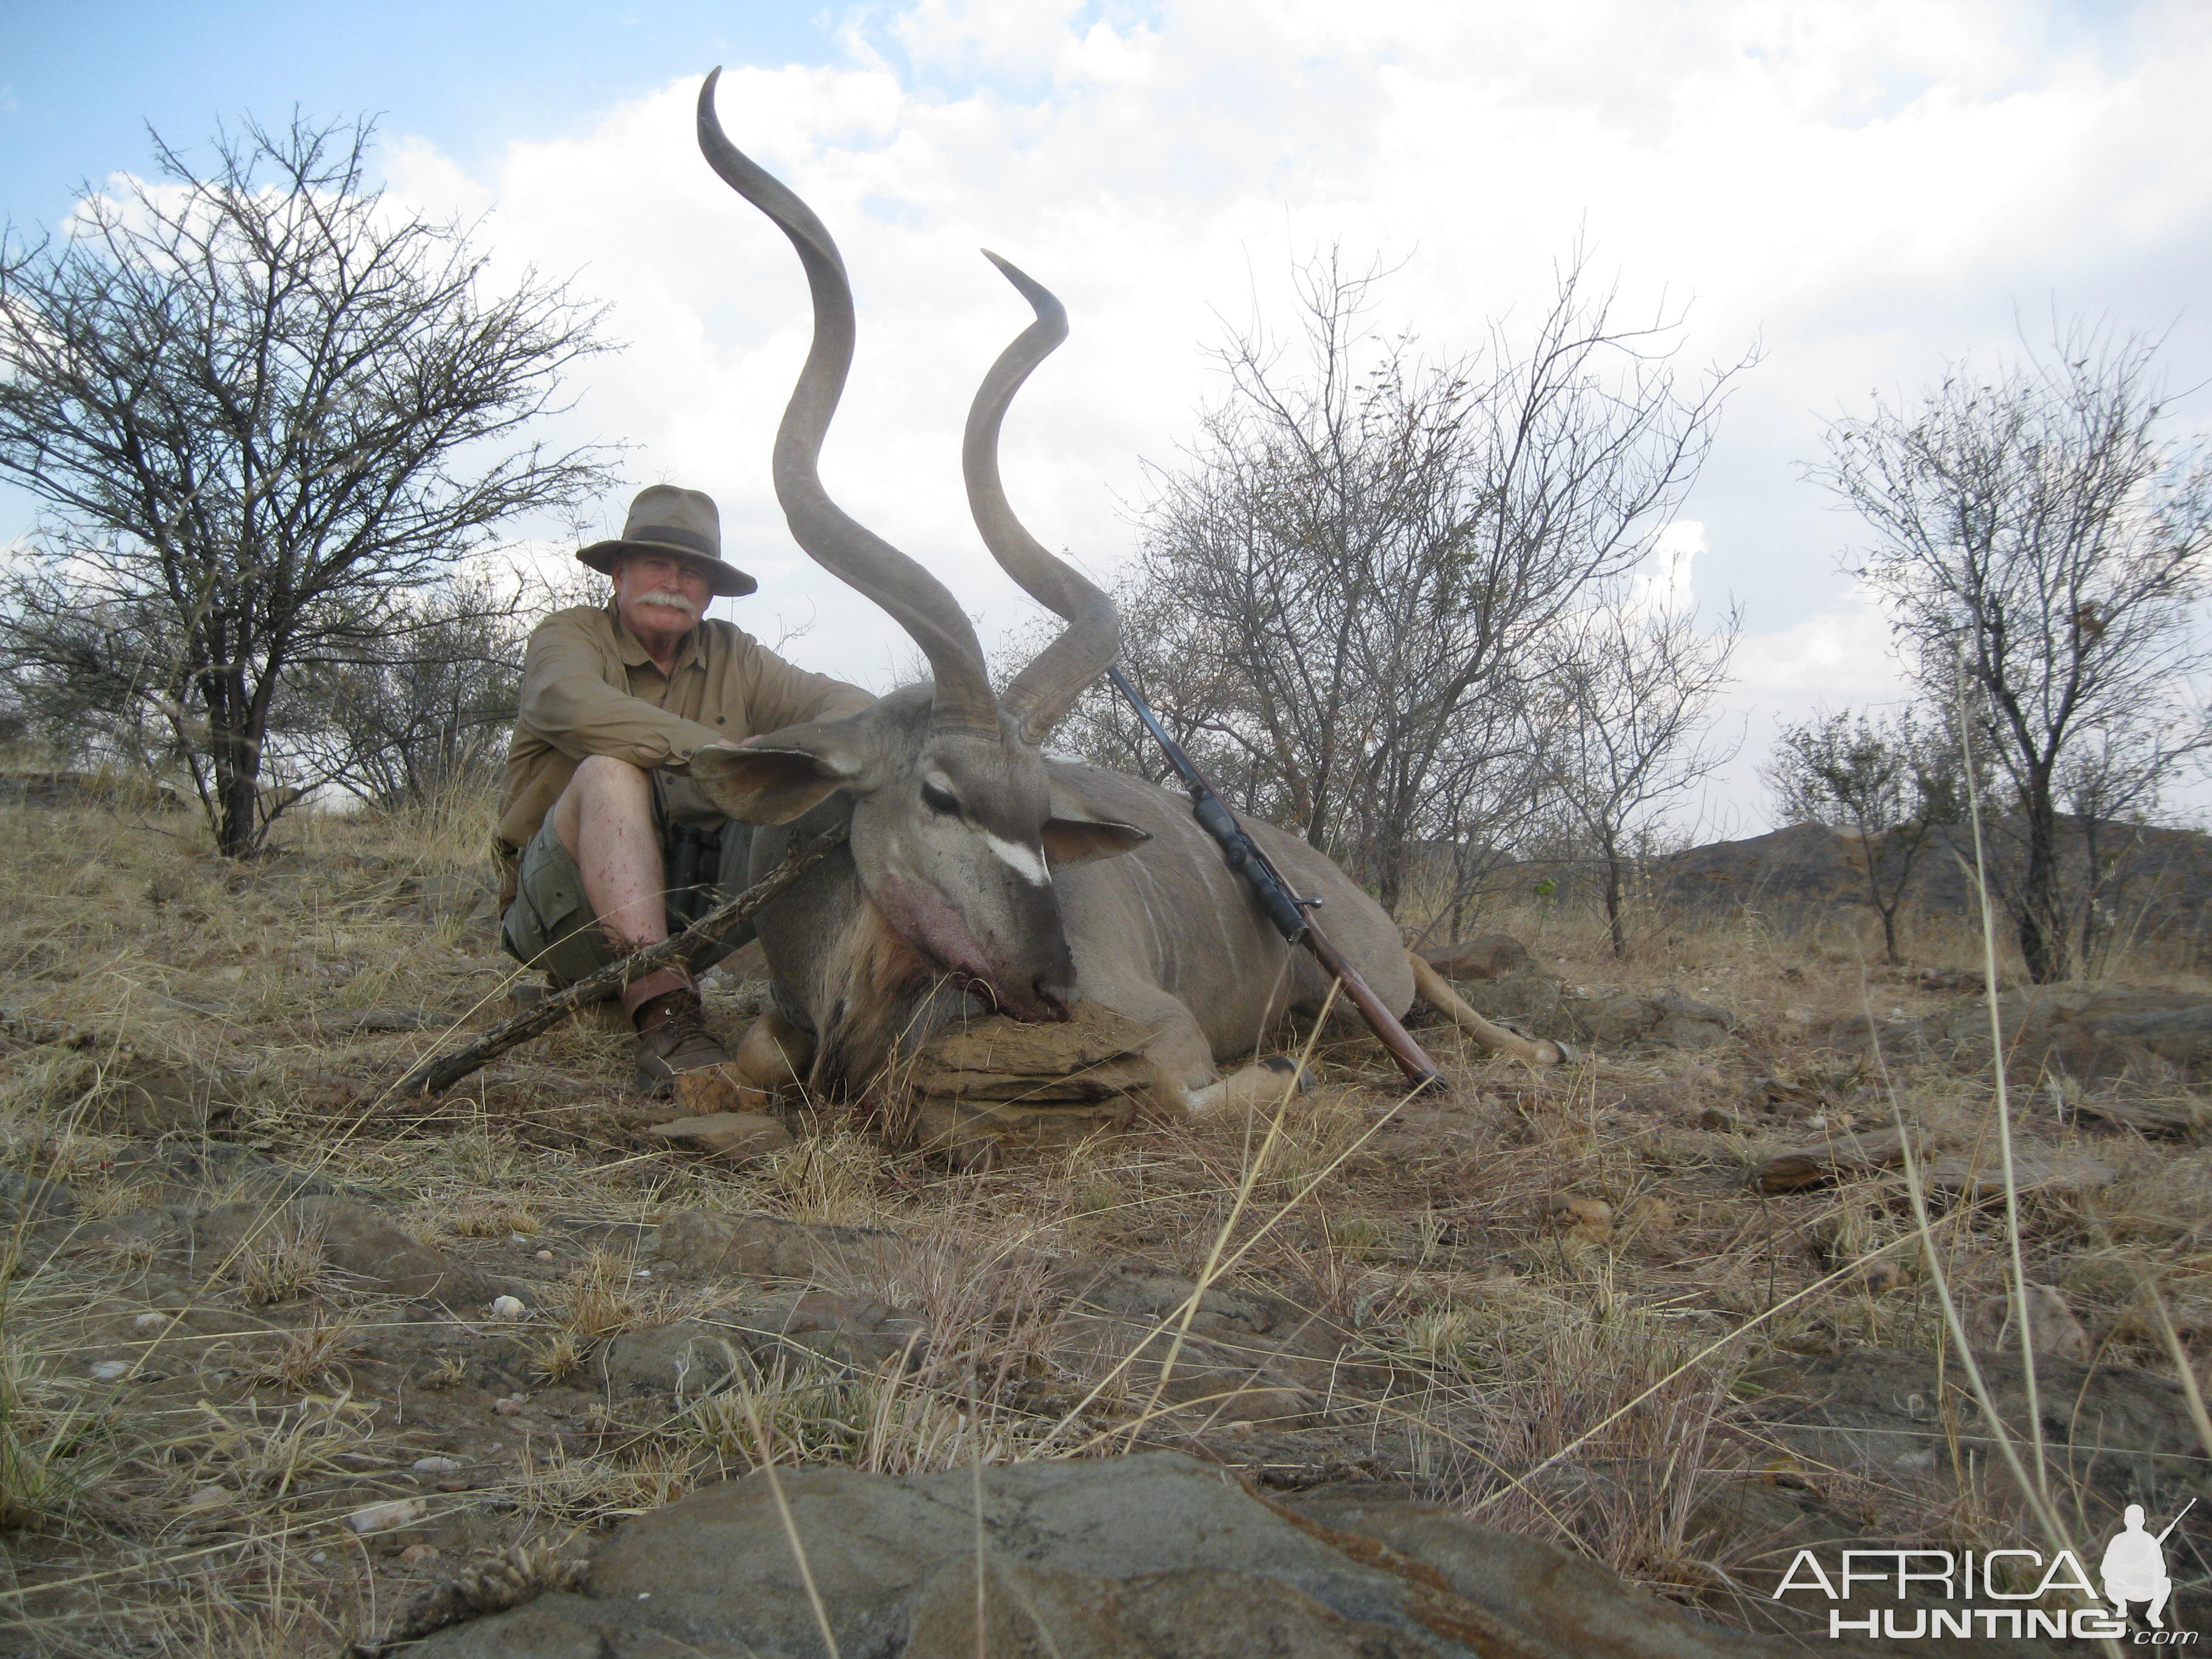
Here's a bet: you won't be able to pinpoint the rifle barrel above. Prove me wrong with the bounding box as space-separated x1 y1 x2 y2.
1107 666 1443 1091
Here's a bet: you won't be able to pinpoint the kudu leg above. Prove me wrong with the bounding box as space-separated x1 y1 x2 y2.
729 1007 814 1096
1089 984 1307 1117
1409 956 1569 1067
1188 1055 1310 1116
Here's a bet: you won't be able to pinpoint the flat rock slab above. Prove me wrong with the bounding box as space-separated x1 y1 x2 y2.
905 1000 1161 1159
595 1295 927 1395
85 1054 233 1133
411 1450 1785 1658
0 1168 78 1224
639 1112 793 1163
182 1196 492 1305
1747 1347 2204 1518
1443 978 1736 1053
312 1007 433 1037
652 1208 906 1282
1832 982 2212 1094
1048 1261 1373 1424
1418 933 1538 981
916 999 1153 1079
1924 1151 2114 1198
1754 1129 1922 1195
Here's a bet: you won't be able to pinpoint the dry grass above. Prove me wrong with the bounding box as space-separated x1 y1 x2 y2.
1 789 2209 1652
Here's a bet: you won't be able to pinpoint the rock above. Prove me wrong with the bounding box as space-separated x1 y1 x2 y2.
594 1321 749 1396
117 1141 337 1206
184 1197 491 1304
1441 967 1570 1032
1748 1347 2204 1518
1581 989 1737 1051
906 1000 1160 1160
1545 1195 1614 1242
0 1168 78 1224
1923 1150 2113 1198
639 1111 792 1164
667 1064 779 1118
411 872 495 923
1838 982 2212 1096
1965 1284 2090 1361
595 1296 925 1396
346 1498 429 1534
411 1450 1781 1657
1418 933 1536 980
314 1007 432 1037
1292 1489 1805 1658
1754 1128 1922 1194
2070 1094 2210 1138
92 1056 232 1133
919 1000 1155 1078
652 1209 905 1282
1048 1261 1362 1421
1445 978 1735 1053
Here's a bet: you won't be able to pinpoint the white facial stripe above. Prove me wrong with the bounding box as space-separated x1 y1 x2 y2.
981 829 1050 885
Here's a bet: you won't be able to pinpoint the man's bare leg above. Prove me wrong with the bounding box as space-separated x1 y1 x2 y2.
550 754 734 1088
552 754 665 951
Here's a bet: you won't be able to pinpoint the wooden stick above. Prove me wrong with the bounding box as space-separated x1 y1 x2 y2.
397 823 848 1098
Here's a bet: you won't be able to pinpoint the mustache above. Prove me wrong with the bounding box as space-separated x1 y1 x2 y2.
633 588 702 615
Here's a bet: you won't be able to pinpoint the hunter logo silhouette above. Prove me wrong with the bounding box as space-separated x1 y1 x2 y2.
2103 1500 2192 1629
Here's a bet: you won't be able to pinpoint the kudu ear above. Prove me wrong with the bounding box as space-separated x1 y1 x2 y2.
1043 815 1149 869
689 723 874 825
1043 779 1148 868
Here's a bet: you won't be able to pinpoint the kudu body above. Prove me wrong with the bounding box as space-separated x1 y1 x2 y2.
684 73 1560 1113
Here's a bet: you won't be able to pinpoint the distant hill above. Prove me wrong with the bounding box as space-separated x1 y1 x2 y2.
1646 817 2212 962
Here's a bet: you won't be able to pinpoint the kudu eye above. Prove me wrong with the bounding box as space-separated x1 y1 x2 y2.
920 780 961 817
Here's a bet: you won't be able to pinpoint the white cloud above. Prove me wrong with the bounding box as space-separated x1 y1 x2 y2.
1734 595 1904 700
364 0 2212 824
1629 521 1706 618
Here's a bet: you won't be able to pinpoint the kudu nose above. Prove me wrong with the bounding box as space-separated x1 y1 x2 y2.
1031 973 1074 1022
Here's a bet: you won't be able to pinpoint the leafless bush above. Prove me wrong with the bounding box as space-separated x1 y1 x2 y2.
0 113 613 855
1048 246 1750 922
1812 319 2212 980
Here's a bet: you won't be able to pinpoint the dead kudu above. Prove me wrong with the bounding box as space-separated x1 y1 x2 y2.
686 70 1561 1121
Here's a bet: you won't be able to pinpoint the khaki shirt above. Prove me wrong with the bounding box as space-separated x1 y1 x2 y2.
495 602 874 856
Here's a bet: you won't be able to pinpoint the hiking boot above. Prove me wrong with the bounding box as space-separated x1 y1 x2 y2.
631 994 735 1091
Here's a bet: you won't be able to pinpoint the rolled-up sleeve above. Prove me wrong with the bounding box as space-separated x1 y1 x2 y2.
517 612 722 769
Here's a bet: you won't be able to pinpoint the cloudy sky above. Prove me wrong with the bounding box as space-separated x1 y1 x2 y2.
6 1 2210 833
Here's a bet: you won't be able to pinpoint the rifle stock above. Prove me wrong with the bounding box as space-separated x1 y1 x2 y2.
1107 667 1444 1092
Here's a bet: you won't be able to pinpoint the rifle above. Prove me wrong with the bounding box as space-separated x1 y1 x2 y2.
2156 1498 2196 1545
1107 665 1444 1093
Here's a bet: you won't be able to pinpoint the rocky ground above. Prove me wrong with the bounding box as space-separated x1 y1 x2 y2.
2 797 2210 1655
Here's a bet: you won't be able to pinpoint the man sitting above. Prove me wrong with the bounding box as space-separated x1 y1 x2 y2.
2101 1504 2174 1629
495 484 871 1088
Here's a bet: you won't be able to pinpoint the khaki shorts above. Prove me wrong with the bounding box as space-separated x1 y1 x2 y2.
499 780 756 988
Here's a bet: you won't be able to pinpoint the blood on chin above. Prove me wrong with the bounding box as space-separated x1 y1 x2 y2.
875 876 1063 1022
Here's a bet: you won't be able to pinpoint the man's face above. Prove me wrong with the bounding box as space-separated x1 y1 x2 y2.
612 551 712 638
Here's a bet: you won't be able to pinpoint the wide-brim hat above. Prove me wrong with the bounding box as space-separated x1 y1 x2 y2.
578 484 757 598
